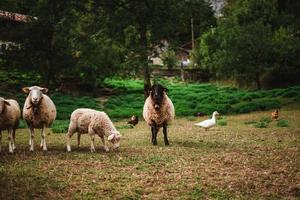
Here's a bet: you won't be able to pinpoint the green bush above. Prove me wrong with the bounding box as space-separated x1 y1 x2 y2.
52 120 69 134
217 118 227 126
276 119 289 127
259 117 272 124
19 120 27 129
254 121 268 128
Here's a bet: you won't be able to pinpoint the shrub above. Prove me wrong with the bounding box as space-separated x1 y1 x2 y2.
254 121 269 128
19 120 27 129
52 120 69 134
276 119 289 127
259 117 272 124
217 118 227 126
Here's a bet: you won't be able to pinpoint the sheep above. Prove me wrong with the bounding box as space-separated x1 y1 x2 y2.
66 108 121 152
0 97 21 153
143 84 175 145
22 86 56 151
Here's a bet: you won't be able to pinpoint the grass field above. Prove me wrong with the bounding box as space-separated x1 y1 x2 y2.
0 104 299 199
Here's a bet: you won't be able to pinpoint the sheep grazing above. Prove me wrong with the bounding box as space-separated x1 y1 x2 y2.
22 86 56 151
0 97 21 153
143 84 175 145
127 115 139 126
66 109 121 152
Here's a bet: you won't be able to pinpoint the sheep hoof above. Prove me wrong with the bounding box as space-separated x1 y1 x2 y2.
104 147 109 152
43 147 47 151
67 146 71 152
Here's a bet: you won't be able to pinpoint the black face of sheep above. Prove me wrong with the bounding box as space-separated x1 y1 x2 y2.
22 86 48 105
150 84 168 111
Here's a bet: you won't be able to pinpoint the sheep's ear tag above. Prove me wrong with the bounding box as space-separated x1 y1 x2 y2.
22 87 30 94
41 88 48 94
4 100 10 106
108 134 115 141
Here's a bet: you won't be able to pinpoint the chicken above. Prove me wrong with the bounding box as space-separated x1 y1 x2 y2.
271 109 279 120
127 115 139 126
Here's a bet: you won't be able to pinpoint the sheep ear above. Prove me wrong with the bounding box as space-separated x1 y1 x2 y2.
22 87 30 94
116 134 122 139
4 100 10 106
40 88 48 94
108 134 115 141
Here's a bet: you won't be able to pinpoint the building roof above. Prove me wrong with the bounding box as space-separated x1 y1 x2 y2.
0 10 37 23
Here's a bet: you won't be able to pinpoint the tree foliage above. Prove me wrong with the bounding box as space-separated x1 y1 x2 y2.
195 0 300 89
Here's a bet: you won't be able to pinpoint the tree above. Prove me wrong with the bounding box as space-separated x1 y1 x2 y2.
97 0 215 98
196 0 300 88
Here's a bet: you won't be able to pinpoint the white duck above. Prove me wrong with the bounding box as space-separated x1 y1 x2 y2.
195 111 219 130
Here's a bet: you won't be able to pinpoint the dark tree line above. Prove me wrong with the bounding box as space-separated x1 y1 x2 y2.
0 0 215 96
1 0 299 92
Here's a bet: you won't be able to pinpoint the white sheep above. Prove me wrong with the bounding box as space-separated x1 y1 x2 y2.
0 97 21 153
66 108 121 152
22 86 56 151
143 84 175 145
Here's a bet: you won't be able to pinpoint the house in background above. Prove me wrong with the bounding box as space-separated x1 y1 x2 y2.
149 40 195 67
0 10 36 54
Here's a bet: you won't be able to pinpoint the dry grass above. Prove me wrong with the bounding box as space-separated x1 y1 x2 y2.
0 104 299 199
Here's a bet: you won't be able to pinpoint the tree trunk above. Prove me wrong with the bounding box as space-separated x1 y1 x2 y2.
255 73 261 90
140 25 151 99
44 58 52 87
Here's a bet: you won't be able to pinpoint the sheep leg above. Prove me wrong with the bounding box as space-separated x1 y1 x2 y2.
77 133 81 147
163 124 169 146
40 136 43 148
29 127 34 151
12 129 16 150
151 125 158 145
89 133 96 153
41 125 47 151
8 128 13 153
101 136 109 152
66 130 75 152
88 125 96 153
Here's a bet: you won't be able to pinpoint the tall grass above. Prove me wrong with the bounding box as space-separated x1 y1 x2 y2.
103 79 300 118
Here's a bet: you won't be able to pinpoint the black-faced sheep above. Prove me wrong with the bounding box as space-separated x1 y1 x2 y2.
66 108 121 152
0 97 21 153
143 84 175 145
22 86 56 151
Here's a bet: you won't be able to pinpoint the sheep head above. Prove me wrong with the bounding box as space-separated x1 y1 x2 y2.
0 97 10 114
150 84 168 111
22 86 48 106
108 131 122 149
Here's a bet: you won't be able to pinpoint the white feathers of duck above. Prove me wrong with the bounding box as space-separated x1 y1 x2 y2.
195 111 219 129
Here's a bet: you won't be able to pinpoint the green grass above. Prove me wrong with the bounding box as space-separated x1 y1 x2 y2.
1 78 300 121
0 106 299 199
103 79 300 118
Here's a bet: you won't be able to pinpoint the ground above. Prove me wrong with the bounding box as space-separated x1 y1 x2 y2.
0 104 299 199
